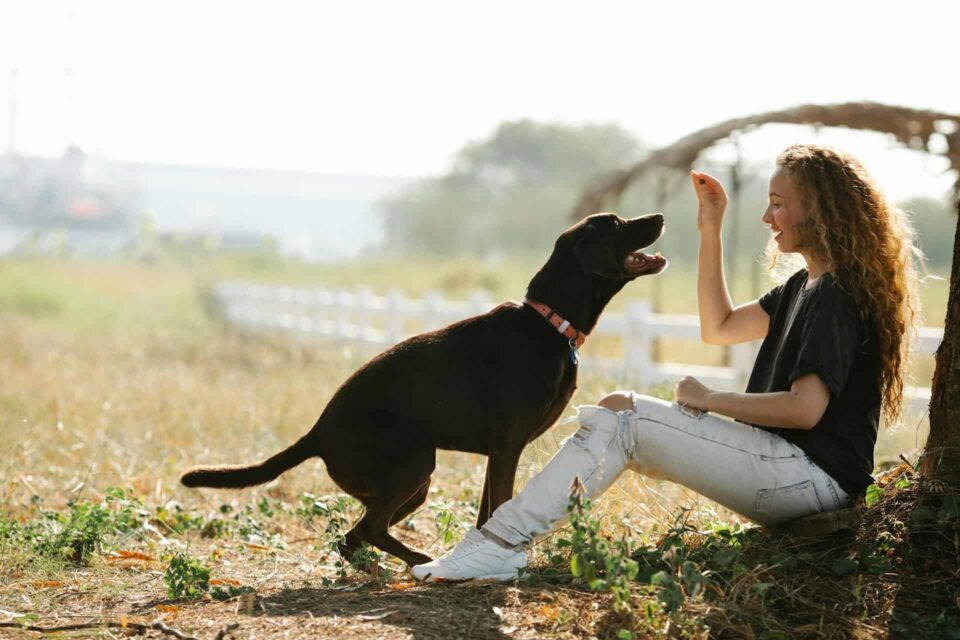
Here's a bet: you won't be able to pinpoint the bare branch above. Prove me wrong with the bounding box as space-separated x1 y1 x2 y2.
572 102 960 220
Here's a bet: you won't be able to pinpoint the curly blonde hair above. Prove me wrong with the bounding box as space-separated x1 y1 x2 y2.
766 144 920 425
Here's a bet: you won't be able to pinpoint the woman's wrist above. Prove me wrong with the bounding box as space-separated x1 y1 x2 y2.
705 390 720 413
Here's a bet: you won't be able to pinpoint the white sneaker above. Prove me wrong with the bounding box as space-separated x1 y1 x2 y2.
410 528 527 582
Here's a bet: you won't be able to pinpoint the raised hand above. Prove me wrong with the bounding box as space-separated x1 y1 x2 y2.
690 170 728 236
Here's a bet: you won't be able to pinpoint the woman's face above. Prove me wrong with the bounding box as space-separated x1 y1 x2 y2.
762 166 807 253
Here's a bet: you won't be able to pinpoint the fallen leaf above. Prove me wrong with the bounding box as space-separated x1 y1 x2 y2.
387 581 417 591
31 581 63 589
211 578 241 586
244 543 270 551
538 604 559 620
120 615 127 628
877 463 911 487
108 550 153 562
155 604 181 613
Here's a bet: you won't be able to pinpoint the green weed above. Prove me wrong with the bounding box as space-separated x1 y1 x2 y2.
164 552 211 599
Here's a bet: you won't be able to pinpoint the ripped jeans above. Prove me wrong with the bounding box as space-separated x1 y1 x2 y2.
482 393 852 547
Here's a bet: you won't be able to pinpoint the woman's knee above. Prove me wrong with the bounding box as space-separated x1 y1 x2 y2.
597 390 634 412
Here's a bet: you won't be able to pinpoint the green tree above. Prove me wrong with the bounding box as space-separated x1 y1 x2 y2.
380 120 643 256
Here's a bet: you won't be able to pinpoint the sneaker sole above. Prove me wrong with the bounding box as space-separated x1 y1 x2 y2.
418 571 519 583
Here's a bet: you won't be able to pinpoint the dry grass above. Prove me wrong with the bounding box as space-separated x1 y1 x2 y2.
0 256 952 639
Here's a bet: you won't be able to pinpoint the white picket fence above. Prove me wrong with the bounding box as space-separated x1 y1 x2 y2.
212 282 942 414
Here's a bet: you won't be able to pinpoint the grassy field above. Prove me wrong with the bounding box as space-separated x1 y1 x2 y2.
0 255 955 639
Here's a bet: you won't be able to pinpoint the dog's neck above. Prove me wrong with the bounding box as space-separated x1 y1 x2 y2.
525 253 628 337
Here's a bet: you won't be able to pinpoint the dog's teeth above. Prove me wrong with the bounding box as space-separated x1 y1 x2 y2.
654 251 662 258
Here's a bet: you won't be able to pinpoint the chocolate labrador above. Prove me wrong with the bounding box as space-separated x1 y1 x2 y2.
181 212 667 566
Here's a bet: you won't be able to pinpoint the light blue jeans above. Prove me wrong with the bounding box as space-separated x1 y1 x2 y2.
482 393 852 547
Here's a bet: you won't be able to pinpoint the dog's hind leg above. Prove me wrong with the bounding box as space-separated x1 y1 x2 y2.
337 451 435 568
388 479 431 527
344 489 433 567
338 480 431 565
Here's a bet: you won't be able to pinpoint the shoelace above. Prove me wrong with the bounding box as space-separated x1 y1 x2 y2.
445 530 487 559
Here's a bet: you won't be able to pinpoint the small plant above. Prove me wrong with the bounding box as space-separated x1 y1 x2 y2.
154 503 205 535
164 552 211 599
210 583 256 601
103 487 148 535
349 544 392 582
303 495 355 579
430 502 464 545
559 479 639 638
35 499 113 563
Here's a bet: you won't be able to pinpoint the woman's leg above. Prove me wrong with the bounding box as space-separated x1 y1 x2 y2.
410 397 637 581
411 391 850 580
480 402 636 546
616 392 850 525
483 392 850 547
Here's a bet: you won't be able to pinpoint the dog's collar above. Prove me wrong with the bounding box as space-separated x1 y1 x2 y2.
523 299 587 348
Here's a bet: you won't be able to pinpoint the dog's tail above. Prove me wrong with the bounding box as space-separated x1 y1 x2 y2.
180 431 317 489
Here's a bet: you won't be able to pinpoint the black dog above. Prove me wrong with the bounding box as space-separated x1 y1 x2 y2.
181 212 667 566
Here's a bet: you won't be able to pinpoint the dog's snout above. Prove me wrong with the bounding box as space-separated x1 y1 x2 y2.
625 212 664 227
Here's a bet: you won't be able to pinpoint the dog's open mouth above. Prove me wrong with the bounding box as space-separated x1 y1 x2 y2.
625 250 668 275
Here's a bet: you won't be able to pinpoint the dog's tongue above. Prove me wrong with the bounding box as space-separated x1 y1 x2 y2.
625 250 666 274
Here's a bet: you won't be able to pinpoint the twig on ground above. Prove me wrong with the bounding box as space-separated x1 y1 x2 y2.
0 618 221 640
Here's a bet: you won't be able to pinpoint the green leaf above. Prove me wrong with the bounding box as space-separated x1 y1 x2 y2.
831 557 858 576
864 484 882 508
588 578 607 591
712 547 740 567
751 581 774 595
570 553 582 578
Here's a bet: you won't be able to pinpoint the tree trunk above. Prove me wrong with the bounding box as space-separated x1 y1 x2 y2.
922 198 960 482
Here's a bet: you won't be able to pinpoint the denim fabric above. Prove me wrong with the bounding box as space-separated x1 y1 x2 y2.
482 394 851 547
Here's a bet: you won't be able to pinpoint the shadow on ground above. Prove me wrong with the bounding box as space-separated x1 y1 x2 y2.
254 582 513 640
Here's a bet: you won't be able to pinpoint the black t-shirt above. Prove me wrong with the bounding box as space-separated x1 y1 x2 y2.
744 269 881 497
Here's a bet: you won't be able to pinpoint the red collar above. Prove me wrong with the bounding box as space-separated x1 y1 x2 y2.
523 299 587 348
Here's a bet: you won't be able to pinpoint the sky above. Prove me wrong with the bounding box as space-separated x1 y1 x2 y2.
1 0 958 200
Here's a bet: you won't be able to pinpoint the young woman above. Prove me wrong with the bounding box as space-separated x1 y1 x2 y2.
411 144 919 582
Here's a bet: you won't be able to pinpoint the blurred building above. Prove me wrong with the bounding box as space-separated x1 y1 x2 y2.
0 145 140 256
0 147 413 260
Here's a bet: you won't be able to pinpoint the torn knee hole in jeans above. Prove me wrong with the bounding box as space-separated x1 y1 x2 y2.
570 423 594 444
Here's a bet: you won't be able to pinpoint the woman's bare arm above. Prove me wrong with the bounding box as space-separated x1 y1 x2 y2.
676 373 831 430
693 171 769 345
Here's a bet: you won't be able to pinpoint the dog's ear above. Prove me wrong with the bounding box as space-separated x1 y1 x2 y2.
573 229 617 277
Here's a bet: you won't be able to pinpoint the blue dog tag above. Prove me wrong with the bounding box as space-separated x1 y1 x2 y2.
569 340 580 365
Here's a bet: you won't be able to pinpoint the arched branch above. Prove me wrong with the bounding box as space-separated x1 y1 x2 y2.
571 102 960 220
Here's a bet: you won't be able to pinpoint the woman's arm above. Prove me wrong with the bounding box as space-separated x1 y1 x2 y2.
675 374 831 430
693 171 769 345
